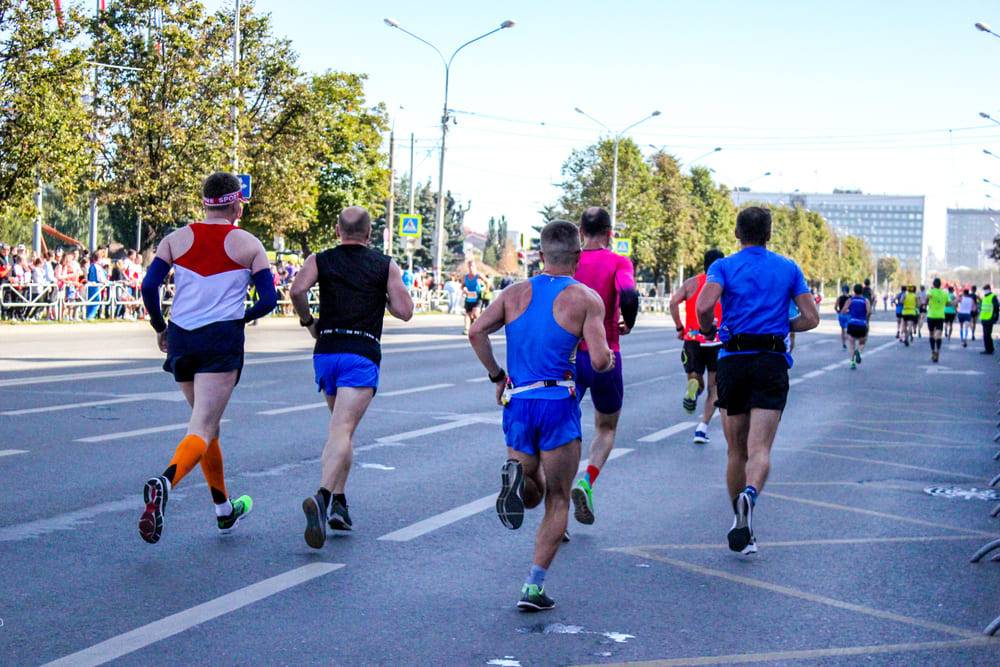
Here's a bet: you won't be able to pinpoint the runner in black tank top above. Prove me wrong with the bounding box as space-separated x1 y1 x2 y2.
290 206 414 549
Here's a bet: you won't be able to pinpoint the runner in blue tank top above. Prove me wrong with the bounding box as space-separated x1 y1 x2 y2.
469 220 613 613
839 283 870 370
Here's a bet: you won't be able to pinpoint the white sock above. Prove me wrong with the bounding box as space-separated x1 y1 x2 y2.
697 422 708 432
215 500 233 517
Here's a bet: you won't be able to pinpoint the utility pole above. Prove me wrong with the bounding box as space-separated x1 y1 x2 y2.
136 212 142 253
34 178 43 255
232 0 241 172
88 0 101 253
408 132 415 213
386 127 395 255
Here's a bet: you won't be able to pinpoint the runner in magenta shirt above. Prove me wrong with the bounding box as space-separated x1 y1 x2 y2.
569 207 639 528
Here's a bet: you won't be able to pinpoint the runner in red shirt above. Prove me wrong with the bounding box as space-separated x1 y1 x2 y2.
670 249 724 444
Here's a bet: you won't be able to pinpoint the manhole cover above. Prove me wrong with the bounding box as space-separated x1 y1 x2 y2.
924 486 1000 501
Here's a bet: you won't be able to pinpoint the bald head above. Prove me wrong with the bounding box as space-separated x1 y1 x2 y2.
338 206 371 241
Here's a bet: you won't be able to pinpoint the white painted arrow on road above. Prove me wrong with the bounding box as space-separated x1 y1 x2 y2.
918 365 984 376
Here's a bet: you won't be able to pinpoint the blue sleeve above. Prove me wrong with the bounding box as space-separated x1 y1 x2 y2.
705 259 725 288
243 268 278 322
140 257 171 333
791 263 809 297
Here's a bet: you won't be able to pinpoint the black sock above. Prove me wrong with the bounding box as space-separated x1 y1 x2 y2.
332 493 347 508
318 488 331 508
162 464 177 484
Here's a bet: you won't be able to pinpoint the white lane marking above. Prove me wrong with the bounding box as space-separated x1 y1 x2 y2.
44 563 344 667
376 416 495 444
625 374 675 389
797 448 981 480
789 378 804 386
466 376 491 383
638 421 697 443
0 493 169 542
622 352 654 360
802 370 824 379
378 449 634 542
822 363 842 371
258 382 458 414
360 463 395 471
0 340 506 388
654 347 682 355
0 449 28 458
379 382 453 397
74 420 228 444
1 391 184 416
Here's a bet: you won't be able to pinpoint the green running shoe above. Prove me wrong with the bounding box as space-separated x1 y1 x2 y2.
682 378 699 413
217 495 253 533
571 477 595 525
517 584 555 612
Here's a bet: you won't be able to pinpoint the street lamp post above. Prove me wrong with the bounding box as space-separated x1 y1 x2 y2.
976 21 1000 40
232 0 241 172
981 112 1000 127
734 171 772 205
575 108 661 228
384 18 515 284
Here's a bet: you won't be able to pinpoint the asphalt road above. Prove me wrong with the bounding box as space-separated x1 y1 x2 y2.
1 311 999 666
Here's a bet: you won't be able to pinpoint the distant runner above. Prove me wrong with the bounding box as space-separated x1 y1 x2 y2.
469 220 613 612
840 283 870 370
926 277 948 363
696 207 819 555
670 248 725 444
958 288 974 348
916 284 928 338
835 284 851 350
290 206 414 549
138 171 277 544
970 285 981 341
894 286 905 340
944 286 957 340
463 259 482 335
901 285 918 346
570 207 638 525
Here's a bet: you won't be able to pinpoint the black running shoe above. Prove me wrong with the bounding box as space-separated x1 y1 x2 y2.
562 530 571 543
727 492 756 554
139 476 169 544
517 584 555 612
328 499 353 531
496 459 525 530
302 493 328 549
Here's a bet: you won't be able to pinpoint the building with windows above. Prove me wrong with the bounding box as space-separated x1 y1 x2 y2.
945 208 1000 270
731 190 925 273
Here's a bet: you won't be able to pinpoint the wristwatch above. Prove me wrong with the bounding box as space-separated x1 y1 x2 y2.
489 368 507 384
299 315 315 327
675 326 684 332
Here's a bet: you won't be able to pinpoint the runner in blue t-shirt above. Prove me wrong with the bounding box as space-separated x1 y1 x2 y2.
695 206 819 555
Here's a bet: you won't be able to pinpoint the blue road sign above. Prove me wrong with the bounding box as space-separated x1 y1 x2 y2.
613 238 633 256
238 174 252 200
399 214 422 238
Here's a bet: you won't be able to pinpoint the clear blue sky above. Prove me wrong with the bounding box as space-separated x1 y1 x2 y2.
206 0 1000 255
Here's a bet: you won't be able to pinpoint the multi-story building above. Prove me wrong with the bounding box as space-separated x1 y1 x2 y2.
945 208 1000 270
731 190 925 272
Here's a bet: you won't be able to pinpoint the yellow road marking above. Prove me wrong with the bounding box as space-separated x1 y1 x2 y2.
766 491 994 536
617 548 982 639
573 637 993 667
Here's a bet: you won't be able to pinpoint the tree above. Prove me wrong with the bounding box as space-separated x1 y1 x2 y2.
646 150 696 285
689 166 737 256
482 214 508 268
0 0 91 239
877 256 900 288
373 177 466 271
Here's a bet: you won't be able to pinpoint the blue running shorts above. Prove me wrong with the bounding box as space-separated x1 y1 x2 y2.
503 396 582 456
314 353 380 396
575 350 624 414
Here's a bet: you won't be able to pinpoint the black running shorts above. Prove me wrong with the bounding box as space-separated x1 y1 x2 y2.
846 323 868 339
682 340 719 375
927 317 944 334
944 312 955 323
464 299 480 314
163 353 243 384
903 314 918 323
715 353 789 415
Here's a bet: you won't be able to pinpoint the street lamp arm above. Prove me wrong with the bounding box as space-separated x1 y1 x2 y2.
390 25 448 68
574 108 612 134
618 111 661 137
448 26 505 68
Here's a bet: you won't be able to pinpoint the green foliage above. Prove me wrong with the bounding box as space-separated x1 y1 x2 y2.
373 177 466 270
0 0 91 240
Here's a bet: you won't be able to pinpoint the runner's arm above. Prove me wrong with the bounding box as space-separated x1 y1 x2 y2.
615 255 639 333
386 260 414 321
468 291 506 378
669 277 695 336
583 291 614 372
790 292 820 332
140 236 176 334
695 281 722 334
289 254 318 334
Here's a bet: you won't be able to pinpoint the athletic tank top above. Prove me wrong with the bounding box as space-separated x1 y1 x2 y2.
170 223 249 330
464 274 480 302
902 292 917 315
314 245 391 364
848 296 867 326
959 295 974 314
945 294 956 314
927 288 947 319
684 273 723 345
505 275 580 400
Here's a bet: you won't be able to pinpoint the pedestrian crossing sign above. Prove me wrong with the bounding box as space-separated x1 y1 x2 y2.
399 214 422 238
613 238 632 256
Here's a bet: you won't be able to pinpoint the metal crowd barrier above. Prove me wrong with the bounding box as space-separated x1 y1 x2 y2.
971 360 1000 635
